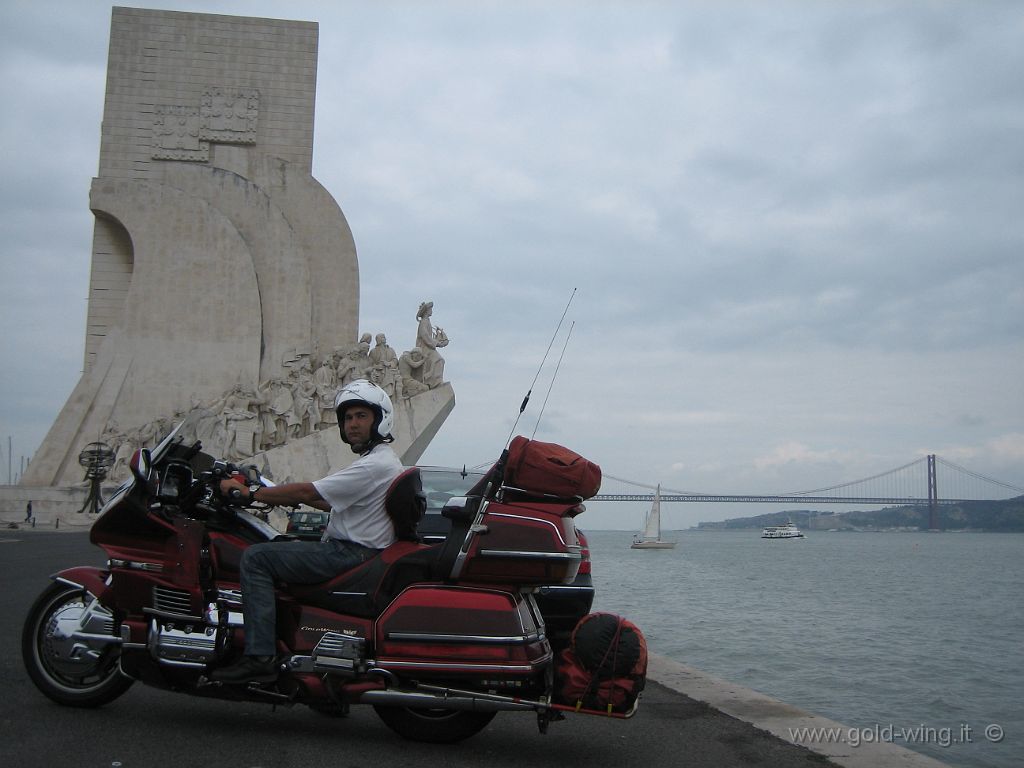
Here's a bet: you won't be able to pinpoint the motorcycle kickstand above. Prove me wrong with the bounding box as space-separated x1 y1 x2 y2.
536 708 565 735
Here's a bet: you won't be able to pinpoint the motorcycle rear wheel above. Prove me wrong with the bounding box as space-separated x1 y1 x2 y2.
373 705 497 743
22 582 134 707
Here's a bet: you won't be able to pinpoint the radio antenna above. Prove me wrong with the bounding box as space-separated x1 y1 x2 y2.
531 321 574 439
505 287 576 446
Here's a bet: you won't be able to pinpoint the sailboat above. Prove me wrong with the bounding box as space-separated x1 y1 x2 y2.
631 485 676 549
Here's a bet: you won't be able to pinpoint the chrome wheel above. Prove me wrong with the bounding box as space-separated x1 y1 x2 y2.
22 583 133 707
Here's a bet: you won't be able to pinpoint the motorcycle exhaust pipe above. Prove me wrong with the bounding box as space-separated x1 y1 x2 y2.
357 689 540 712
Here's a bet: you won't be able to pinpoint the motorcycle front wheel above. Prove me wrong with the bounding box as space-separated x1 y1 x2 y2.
373 705 497 743
21 582 134 707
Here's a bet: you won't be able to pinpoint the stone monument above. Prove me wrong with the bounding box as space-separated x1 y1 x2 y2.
21 7 454 493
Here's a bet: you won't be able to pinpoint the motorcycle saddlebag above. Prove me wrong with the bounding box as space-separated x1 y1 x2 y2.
554 612 647 715
504 436 602 500
374 584 550 679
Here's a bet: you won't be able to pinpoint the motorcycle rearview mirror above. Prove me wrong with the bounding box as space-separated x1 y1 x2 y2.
130 448 152 483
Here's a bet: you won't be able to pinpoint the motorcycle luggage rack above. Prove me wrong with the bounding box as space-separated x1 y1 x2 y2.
497 485 585 507
548 697 642 719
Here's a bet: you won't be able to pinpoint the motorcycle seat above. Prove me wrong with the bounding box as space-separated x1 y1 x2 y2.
282 540 442 618
280 469 437 616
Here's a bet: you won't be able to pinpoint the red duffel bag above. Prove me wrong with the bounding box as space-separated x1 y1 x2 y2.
504 436 602 500
555 612 647 714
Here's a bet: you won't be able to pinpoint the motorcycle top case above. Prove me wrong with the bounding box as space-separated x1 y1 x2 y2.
455 497 583 585
504 436 602 500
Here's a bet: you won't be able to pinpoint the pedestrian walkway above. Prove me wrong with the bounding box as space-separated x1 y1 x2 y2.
648 654 950 768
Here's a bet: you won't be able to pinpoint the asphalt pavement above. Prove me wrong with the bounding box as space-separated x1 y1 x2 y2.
0 529 837 768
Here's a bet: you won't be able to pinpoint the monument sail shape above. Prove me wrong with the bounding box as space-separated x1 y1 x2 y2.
23 8 454 489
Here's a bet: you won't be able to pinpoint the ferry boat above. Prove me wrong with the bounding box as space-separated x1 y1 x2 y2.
761 521 805 539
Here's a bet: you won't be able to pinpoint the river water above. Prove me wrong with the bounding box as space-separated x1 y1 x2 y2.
583 529 1022 768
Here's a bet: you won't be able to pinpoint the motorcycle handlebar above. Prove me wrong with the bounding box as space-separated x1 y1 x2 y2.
211 461 258 505
209 460 276 505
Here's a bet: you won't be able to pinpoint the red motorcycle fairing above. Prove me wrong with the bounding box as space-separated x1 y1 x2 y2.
100 517 209 620
51 566 111 603
278 604 372 655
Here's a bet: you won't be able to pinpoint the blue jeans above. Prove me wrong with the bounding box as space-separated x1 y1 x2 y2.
239 538 378 656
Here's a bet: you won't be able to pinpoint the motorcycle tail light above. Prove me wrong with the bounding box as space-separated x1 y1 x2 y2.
577 530 592 576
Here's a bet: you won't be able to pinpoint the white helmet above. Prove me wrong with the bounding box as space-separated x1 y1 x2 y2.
334 379 394 444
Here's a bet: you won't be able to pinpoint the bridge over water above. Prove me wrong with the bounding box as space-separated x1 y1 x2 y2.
593 454 1024 529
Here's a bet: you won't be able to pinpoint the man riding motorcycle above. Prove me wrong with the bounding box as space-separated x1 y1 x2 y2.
213 378 403 683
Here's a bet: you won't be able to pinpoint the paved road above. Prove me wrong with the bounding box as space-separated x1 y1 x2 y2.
1 530 835 768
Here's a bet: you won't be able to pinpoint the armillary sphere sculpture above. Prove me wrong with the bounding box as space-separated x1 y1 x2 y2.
77 442 115 514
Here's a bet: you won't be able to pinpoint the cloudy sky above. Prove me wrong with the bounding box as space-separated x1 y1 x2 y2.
1 1 1022 529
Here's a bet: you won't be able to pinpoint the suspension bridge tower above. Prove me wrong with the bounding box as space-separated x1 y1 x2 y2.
927 454 939 531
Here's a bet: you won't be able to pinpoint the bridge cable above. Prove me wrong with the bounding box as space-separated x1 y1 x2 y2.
784 457 928 497
934 457 1024 494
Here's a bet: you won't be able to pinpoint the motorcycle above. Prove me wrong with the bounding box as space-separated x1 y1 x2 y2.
21 426 646 743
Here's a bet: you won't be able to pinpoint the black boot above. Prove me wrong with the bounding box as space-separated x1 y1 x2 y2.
211 655 278 684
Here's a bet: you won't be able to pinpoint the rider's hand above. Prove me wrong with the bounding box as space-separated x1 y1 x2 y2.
220 478 247 502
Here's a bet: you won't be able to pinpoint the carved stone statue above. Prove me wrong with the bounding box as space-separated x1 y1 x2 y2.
220 384 262 460
290 357 318 438
336 343 370 387
102 421 133 481
256 379 291 449
72 298 457 477
369 333 396 367
313 358 337 426
186 396 224 456
414 301 449 389
399 348 430 397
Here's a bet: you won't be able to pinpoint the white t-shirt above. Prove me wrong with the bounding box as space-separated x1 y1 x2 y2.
313 443 403 550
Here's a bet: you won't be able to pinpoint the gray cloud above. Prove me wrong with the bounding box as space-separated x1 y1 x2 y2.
2 1 1022 525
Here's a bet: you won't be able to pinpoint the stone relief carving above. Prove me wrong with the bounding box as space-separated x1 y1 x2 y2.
98 301 451 479
258 378 294 450
200 88 259 143
221 384 263 458
313 358 337 427
153 87 260 161
152 105 208 161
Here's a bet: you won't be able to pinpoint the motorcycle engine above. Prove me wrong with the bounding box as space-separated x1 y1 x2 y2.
146 601 240 668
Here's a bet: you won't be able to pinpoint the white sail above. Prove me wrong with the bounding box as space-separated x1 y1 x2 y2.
631 484 676 549
642 486 662 539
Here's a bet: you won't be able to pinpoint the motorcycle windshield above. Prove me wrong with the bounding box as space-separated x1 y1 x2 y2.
90 421 190 545
150 422 187 464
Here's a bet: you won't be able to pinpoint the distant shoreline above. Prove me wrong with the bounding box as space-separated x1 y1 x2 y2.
691 526 1024 534
693 497 1024 533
